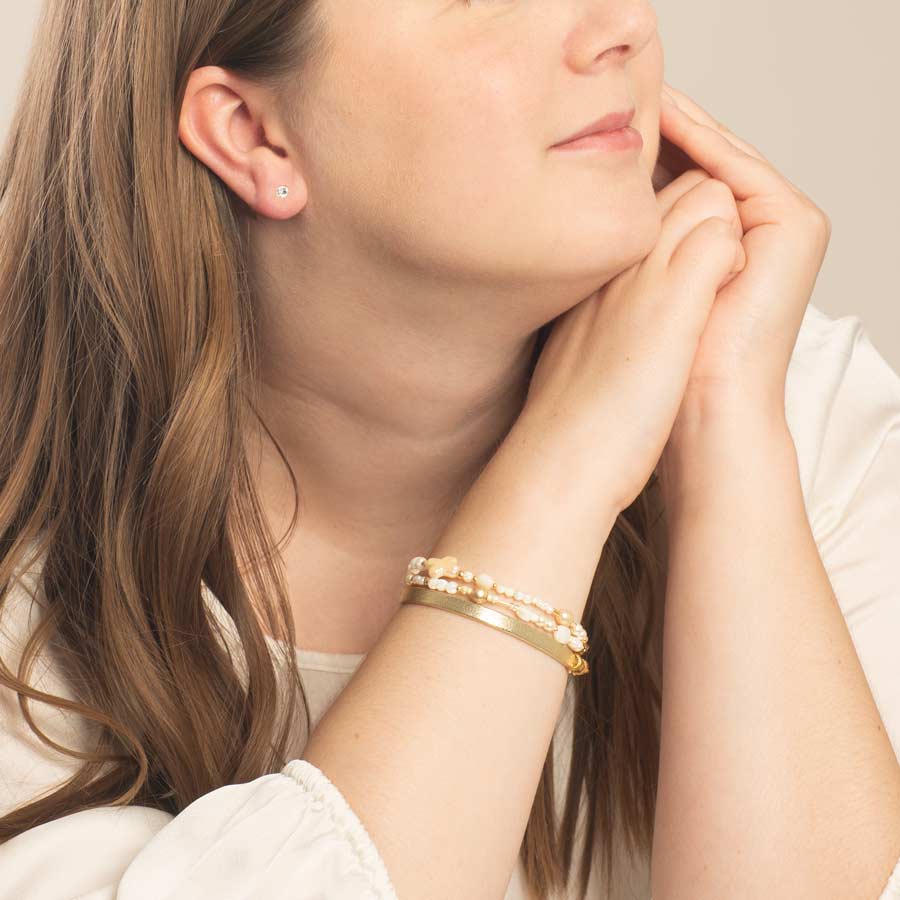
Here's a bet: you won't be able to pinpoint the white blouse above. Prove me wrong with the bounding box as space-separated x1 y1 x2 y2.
2 301 900 899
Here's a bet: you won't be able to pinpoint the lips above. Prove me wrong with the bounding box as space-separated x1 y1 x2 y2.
552 107 637 147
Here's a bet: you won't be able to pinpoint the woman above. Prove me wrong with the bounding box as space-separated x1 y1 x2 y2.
1 1 899 898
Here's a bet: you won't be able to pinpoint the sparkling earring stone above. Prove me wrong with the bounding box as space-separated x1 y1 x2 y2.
275 185 289 199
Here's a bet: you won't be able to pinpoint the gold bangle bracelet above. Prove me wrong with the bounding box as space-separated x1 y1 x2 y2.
401 584 589 676
405 555 589 655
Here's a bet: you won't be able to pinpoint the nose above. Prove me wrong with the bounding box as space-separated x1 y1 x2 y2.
566 0 659 72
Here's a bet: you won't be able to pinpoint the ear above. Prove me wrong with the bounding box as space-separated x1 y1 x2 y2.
177 65 308 220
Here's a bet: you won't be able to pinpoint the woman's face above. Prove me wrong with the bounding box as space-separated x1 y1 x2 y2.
290 0 664 293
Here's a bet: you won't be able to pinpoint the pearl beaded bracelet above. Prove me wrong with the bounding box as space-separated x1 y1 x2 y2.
401 555 590 676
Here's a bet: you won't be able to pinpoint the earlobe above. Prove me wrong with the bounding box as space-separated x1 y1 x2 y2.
244 142 308 219
177 66 307 220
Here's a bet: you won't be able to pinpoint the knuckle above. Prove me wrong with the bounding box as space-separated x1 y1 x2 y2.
698 177 738 213
806 207 832 245
702 215 737 238
796 199 831 235
711 214 734 229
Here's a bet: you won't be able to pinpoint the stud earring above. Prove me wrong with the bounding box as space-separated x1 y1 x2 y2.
275 185 289 199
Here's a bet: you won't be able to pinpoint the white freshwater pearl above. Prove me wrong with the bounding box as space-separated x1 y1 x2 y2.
555 625 572 644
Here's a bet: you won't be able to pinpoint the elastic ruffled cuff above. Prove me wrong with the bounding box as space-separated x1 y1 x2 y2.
281 758 398 899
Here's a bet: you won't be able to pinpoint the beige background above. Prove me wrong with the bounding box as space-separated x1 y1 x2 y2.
2 2 898 369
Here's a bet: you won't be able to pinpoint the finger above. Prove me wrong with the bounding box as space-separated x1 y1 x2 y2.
668 216 744 289
654 167 710 218
663 216 745 338
653 179 743 265
660 98 791 202
662 83 767 162
662 83 806 198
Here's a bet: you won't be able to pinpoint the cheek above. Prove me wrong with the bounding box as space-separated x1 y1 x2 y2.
306 9 547 238
303 22 662 281
408 84 538 197
321 63 542 238
386 62 545 206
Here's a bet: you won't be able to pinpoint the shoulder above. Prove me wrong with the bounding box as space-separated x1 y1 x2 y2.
785 301 900 526
0 805 173 899
0 539 255 821
0 547 398 898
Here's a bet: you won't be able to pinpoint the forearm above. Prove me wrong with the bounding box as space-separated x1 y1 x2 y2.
301 433 617 900
653 412 900 899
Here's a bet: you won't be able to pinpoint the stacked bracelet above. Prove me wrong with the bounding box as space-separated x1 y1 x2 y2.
401 555 590 677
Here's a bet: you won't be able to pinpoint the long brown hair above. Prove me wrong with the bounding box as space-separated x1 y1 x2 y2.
0 2 667 898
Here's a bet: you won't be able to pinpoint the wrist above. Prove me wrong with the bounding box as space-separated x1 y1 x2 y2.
660 408 799 519
498 414 622 541
436 426 619 620
668 381 790 446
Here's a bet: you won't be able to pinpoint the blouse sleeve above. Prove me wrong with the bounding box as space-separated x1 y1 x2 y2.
881 857 900 900
0 758 398 899
786 305 900 900
0 566 398 899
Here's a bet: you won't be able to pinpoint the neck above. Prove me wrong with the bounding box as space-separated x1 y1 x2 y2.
239 213 601 651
